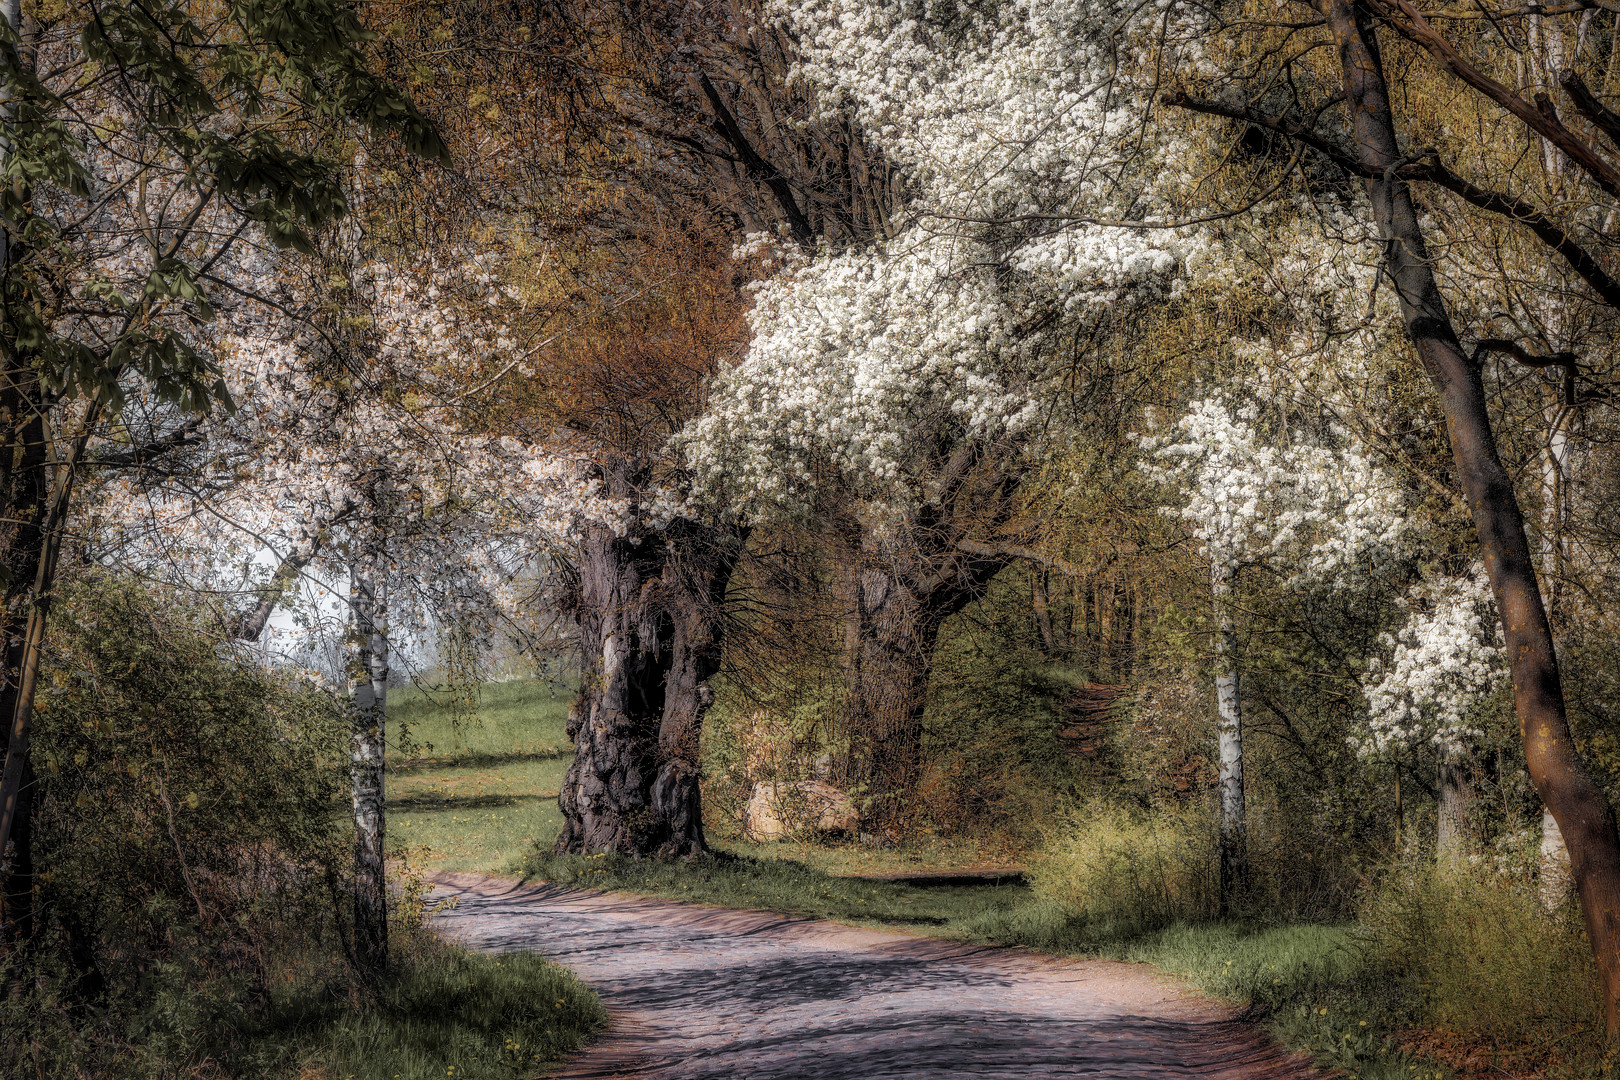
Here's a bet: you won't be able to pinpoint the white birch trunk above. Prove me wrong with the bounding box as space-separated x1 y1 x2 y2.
1542 805 1574 909
1211 557 1246 910
348 555 388 973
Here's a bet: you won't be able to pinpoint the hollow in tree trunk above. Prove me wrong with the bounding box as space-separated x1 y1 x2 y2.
555 461 743 857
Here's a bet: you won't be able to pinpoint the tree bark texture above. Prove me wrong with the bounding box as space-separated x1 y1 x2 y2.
1436 748 1477 862
836 443 1018 836
555 462 743 857
843 565 951 832
1211 559 1246 912
1323 0 1620 1031
348 557 388 974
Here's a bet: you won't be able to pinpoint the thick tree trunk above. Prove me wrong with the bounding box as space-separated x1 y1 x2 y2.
1210 559 1246 912
555 462 742 857
841 544 1009 838
348 557 388 974
844 565 944 834
1324 0 1620 1031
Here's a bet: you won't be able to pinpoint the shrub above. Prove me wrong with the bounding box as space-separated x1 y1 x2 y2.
1030 798 1361 935
1028 800 1219 934
1 573 607 1078
1358 857 1602 1052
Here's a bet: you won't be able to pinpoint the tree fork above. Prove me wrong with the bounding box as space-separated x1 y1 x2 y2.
1323 0 1620 1033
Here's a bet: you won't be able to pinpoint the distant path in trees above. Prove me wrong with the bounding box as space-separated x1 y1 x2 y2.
429 873 1318 1080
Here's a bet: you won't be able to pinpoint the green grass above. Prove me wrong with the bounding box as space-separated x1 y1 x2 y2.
260 932 606 1080
388 679 573 873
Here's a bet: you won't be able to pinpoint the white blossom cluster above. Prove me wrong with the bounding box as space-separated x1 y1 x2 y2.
1140 396 1408 587
680 235 1036 512
83 251 691 667
684 0 1192 515
1357 571 1507 758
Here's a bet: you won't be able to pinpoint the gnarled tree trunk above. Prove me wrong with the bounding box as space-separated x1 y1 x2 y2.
556 462 743 857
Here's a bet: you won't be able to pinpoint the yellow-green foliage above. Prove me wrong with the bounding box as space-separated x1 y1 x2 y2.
1 575 605 1079
1359 860 1602 1048
1028 801 1218 932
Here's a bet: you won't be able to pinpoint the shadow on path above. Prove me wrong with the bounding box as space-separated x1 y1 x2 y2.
430 872 1320 1080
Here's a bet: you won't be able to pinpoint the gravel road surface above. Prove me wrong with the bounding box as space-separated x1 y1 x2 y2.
430 872 1318 1080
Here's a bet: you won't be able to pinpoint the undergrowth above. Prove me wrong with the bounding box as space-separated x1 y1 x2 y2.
267 931 606 1080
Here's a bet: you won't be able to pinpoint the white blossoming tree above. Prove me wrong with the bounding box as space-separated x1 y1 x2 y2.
1144 393 1405 905
680 0 1187 830
0 0 445 949
1357 570 1506 859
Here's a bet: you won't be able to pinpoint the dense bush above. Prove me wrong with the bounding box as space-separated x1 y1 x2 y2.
1 572 350 1076
1358 858 1602 1050
0 573 605 1078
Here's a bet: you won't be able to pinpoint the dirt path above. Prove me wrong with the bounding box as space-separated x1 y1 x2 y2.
430 873 1319 1080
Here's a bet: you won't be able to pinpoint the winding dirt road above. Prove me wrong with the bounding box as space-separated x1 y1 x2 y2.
430 873 1319 1080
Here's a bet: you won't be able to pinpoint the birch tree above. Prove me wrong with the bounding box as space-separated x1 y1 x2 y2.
0 0 442 939
1143 393 1405 905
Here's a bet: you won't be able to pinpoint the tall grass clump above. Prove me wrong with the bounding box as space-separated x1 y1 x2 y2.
1027 800 1219 934
1359 856 1602 1053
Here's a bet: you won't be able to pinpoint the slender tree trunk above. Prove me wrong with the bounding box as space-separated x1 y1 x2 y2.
348 556 388 974
1211 557 1246 913
1539 406 1575 902
1032 570 1056 655
0 410 45 940
555 462 743 856
1436 748 1476 862
1324 0 1620 1031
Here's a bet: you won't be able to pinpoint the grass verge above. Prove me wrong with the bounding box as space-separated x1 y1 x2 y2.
388 679 573 873
265 930 606 1080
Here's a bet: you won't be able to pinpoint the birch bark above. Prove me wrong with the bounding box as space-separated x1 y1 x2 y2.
348 555 388 973
1211 556 1246 912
